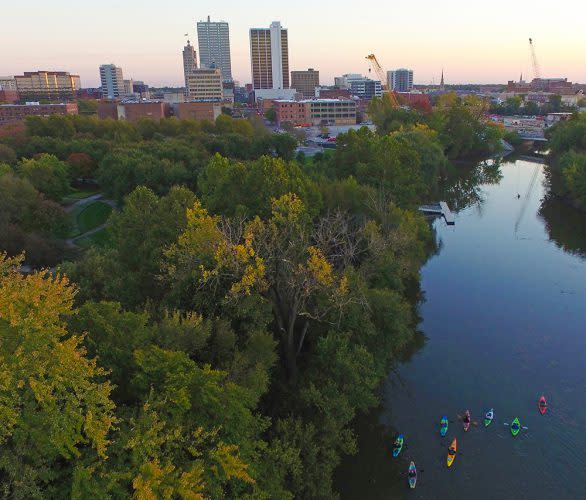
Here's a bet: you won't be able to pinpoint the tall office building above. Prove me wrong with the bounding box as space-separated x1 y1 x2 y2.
100 64 125 99
183 40 198 88
387 69 414 92
250 21 289 90
197 16 232 81
14 71 81 101
291 68 319 98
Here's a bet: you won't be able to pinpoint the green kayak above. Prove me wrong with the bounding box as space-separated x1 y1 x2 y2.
511 417 521 436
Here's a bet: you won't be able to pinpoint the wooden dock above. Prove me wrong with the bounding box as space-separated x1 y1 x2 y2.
419 201 455 225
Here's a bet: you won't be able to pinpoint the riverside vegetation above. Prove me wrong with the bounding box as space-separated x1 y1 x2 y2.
545 113 586 210
0 93 503 498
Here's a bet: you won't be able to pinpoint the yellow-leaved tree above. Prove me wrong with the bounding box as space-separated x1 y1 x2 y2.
0 253 115 496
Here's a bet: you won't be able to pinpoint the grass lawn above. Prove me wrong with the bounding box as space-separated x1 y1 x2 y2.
78 201 112 233
76 228 111 248
68 201 112 238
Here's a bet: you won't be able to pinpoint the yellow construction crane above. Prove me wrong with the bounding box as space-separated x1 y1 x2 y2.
365 54 399 106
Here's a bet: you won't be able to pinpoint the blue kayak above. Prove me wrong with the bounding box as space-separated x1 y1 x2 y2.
392 434 404 458
440 416 449 437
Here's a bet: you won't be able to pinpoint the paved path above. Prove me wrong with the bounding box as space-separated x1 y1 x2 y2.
64 193 116 247
64 193 105 213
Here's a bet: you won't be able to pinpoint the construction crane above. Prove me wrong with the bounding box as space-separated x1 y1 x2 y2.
365 54 399 107
528 38 542 80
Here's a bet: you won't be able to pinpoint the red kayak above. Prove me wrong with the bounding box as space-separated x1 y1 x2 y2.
538 395 548 415
463 410 471 431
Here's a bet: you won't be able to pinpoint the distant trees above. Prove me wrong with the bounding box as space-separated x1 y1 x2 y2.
546 114 586 209
0 170 67 266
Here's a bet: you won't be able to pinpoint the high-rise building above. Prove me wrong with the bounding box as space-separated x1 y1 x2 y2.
291 68 319 98
14 71 81 101
183 40 198 88
186 68 223 101
99 64 125 99
349 78 382 99
250 21 289 90
0 77 17 91
123 79 134 96
387 69 414 92
197 16 232 81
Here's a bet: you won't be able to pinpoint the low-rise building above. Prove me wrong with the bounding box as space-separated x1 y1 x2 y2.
315 87 352 99
274 98 357 126
15 71 81 101
274 100 307 125
172 101 222 121
0 90 19 104
96 101 170 121
0 102 78 125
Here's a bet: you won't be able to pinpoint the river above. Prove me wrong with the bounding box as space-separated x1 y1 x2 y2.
337 157 586 499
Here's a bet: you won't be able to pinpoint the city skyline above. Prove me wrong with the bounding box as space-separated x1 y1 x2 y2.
1 1 585 87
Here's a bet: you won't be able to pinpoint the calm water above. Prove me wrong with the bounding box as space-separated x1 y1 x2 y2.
338 158 586 499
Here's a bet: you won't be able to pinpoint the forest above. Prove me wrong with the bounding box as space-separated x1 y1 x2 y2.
0 93 502 498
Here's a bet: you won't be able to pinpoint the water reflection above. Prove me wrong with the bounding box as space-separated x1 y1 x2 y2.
439 158 503 212
538 183 586 260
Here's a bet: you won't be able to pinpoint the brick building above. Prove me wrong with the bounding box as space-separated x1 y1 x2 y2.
96 101 170 121
172 102 222 121
0 102 78 125
274 99 356 126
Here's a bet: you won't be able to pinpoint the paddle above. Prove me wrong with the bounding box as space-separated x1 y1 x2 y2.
503 422 529 430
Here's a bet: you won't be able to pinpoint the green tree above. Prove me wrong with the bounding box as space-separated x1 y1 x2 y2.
0 144 17 164
18 153 70 200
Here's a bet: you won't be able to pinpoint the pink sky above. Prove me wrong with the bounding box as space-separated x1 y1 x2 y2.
1 1 585 88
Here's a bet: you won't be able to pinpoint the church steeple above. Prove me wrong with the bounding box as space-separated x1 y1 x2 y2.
440 69 445 90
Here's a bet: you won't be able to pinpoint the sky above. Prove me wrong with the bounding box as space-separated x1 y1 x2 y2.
1 0 585 88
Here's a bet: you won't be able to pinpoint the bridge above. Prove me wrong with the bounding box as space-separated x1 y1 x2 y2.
419 201 455 225
517 132 547 142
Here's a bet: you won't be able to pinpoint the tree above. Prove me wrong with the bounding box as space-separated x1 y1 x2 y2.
198 154 320 217
0 253 115 497
18 153 70 200
549 94 562 113
67 152 97 179
67 185 197 307
0 144 16 164
264 107 276 123
165 194 356 381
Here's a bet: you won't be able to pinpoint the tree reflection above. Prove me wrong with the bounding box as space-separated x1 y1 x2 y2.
438 158 504 212
539 190 586 259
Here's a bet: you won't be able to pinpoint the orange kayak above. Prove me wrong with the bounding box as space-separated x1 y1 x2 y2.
447 438 457 467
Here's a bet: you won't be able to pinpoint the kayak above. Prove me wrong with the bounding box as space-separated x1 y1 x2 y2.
408 461 417 489
538 395 548 415
484 408 494 427
447 438 457 467
440 416 449 437
392 434 404 458
511 417 521 436
463 410 471 431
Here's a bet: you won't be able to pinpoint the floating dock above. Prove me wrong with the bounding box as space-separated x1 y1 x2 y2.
419 201 455 225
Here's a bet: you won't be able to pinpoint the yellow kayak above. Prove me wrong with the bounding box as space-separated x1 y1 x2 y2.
447 438 457 467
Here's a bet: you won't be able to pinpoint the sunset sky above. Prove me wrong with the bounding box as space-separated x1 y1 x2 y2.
2 0 585 88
